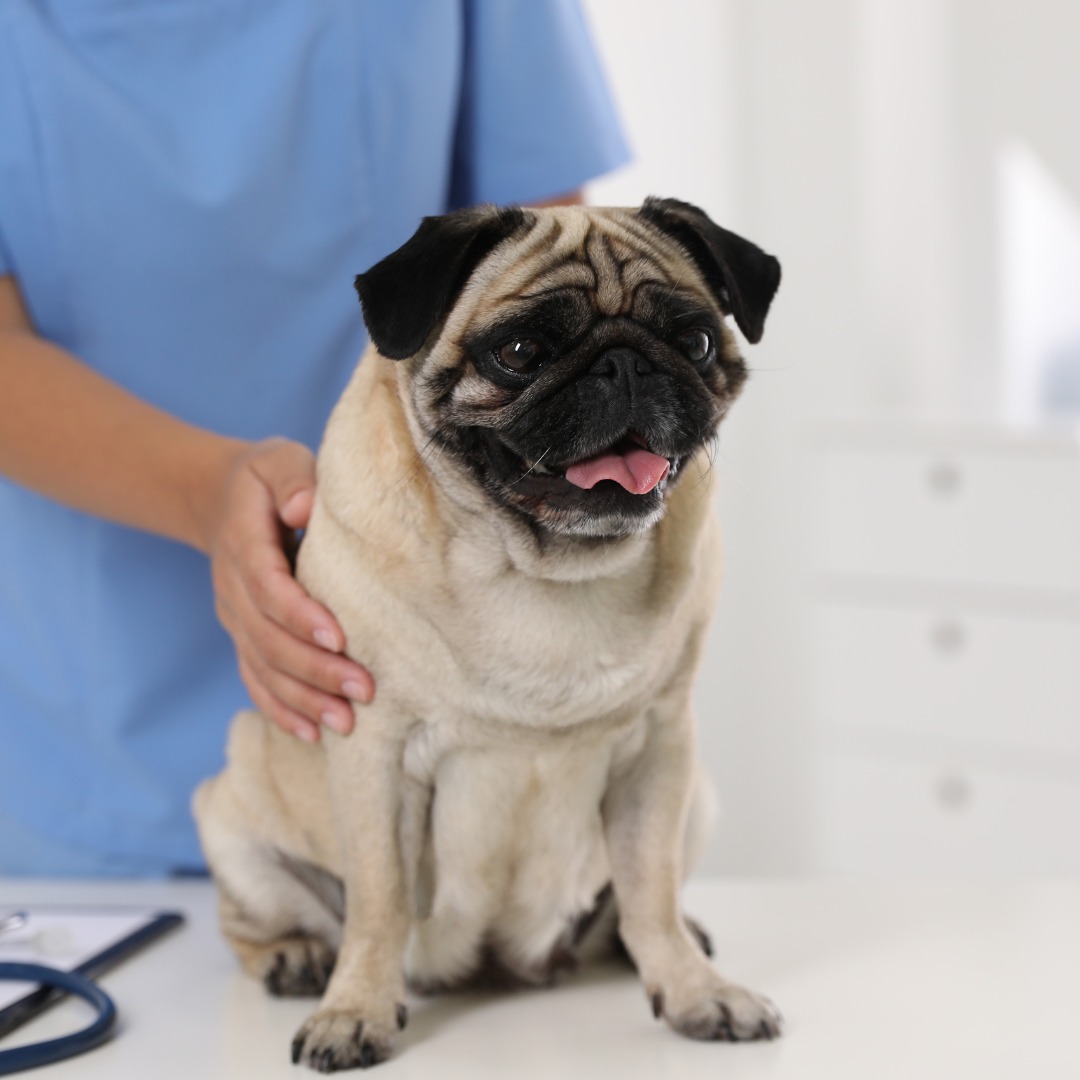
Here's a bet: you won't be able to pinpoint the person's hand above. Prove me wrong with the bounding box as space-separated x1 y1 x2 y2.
205 437 374 741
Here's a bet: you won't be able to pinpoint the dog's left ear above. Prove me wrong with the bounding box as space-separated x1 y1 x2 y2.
355 205 533 359
639 197 781 344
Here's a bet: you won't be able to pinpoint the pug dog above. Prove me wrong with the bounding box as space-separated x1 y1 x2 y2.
193 198 781 1071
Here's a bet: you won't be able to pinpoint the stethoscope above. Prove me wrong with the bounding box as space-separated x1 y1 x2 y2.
0 912 118 1075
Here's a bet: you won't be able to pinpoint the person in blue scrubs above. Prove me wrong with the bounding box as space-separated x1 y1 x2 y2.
0 1 629 876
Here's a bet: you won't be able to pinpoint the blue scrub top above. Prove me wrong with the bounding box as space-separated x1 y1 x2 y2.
0 0 629 875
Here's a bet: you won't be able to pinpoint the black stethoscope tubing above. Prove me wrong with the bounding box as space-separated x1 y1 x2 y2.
0 962 117 1075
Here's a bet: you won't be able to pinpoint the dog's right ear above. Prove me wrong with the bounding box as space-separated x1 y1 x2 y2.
355 206 532 360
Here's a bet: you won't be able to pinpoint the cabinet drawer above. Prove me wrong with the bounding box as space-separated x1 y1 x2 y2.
818 446 1080 591
813 748 1080 873
811 601 1080 756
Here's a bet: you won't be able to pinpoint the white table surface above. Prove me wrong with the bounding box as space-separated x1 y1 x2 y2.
1 877 1077 1079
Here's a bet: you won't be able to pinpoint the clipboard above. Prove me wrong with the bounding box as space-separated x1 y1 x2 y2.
0 907 184 1039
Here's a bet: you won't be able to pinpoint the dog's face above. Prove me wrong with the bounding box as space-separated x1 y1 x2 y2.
355 198 780 539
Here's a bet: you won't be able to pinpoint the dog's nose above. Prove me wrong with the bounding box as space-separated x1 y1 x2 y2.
589 346 653 383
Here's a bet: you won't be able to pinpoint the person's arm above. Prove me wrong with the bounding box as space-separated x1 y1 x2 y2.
529 190 585 208
0 273 372 742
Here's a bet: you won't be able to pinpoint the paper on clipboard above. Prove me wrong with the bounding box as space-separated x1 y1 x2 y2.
0 908 182 1015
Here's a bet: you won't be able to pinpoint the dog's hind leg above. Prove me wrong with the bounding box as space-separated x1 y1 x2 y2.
219 883 340 998
194 777 344 998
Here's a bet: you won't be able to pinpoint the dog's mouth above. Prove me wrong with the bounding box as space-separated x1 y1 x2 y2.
488 432 686 500
521 434 680 495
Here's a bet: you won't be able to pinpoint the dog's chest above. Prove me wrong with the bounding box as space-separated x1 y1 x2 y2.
427 556 671 729
400 714 638 984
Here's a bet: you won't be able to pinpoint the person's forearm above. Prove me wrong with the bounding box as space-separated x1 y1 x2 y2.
0 276 371 737
0 326 247 552
529 189 585 208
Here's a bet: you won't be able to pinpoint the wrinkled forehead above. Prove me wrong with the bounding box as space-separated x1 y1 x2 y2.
439 207 719 346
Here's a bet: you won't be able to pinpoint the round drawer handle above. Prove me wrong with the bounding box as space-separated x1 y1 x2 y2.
935 772 972 812
931 619 966 654
927 460 963 496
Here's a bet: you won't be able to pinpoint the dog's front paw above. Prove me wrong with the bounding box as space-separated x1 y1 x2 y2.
291 1003 408 1072
651 977 783 1042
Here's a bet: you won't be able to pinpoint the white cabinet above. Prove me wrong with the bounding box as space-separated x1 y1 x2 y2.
818 442 1080 592
814 748 1080 874
814 603 1080 757
809 425 1080 873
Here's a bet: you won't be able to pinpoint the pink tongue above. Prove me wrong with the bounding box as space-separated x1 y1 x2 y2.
564 446 670 494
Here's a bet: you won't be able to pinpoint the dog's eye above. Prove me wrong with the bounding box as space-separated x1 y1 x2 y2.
495 339 547 374
677 329 712 364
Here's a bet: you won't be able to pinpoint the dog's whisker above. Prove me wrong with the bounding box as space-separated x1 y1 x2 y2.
390 431 444 495
516 445 554 483
711 444 756 496
416 439 446 497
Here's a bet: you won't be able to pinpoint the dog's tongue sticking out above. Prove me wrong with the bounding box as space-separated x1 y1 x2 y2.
564 446 670 495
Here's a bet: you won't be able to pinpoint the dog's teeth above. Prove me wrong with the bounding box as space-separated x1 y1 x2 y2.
531 462 552 475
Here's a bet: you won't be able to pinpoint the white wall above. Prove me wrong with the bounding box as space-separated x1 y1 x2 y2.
581 1 737 222
582 0 819 875
581 0 1080 875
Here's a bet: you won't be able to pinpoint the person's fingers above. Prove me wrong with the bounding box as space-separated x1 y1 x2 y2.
239 555 375 702
251 439 317 527
280 487 314 530
224 460 350 658
238 657 321 743
241 641 355 736
232 594 363 729
224 563 371 719
248 554 342 653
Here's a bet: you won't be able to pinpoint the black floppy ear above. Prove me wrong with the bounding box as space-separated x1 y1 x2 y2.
638 197 781 344
354 205 532 359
